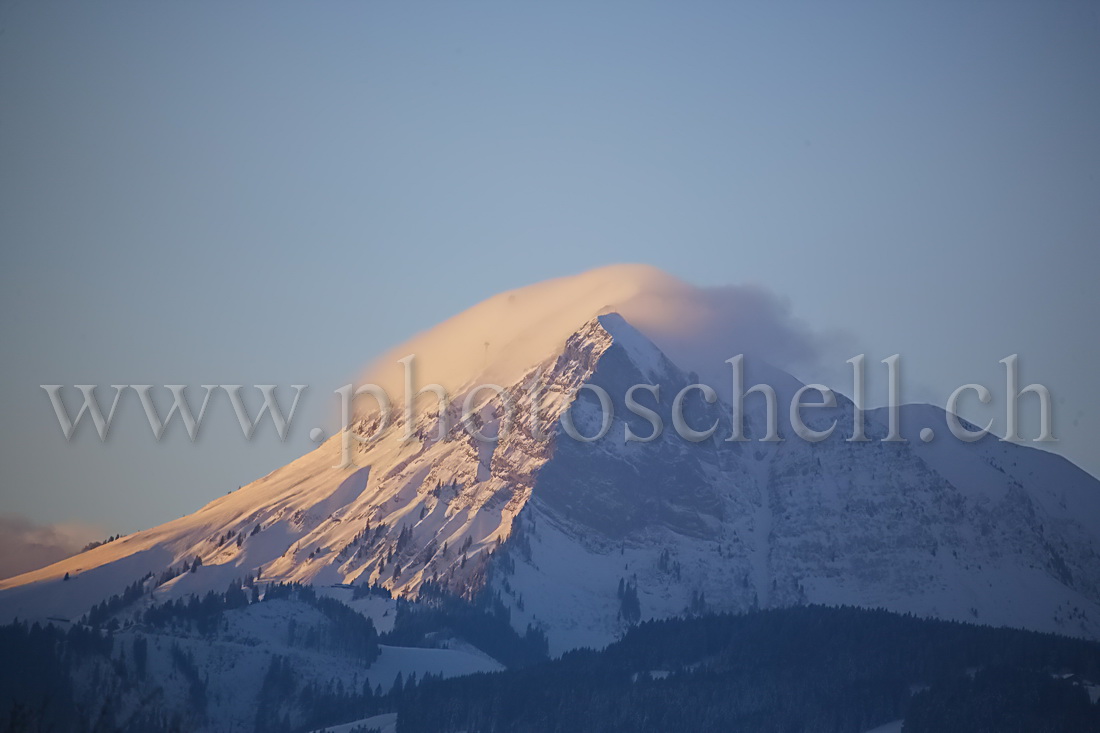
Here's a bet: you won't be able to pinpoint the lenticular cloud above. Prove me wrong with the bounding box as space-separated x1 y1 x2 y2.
360 263 828 400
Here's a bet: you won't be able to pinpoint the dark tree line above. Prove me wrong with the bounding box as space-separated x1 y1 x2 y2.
905 665 1099 732
0 621 185 733
141 580 251 635
394 605 1100 733
8 603 1100 732
140 581 382 663
383 581 548 667
253 653 439 733
85 574 153 628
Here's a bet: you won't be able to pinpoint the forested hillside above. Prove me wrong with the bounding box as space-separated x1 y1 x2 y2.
396 605 1100 732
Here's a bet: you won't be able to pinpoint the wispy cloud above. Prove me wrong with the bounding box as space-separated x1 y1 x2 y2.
614 273 856 390
0 514 105 580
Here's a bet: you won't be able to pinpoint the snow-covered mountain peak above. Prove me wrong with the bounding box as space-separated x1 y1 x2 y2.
5 272 1100 658
357 265 680 403
589 312 673 382
0 309 682 616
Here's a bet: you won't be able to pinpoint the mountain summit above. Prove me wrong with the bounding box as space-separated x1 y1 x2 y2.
3 270 1100 655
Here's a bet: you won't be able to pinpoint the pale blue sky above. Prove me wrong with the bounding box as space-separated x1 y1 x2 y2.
1 1 1098 534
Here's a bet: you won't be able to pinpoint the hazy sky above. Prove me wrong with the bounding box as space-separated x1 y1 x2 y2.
1 1 1098 538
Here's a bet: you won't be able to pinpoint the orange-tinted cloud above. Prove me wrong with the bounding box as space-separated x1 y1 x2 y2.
0 514 105 580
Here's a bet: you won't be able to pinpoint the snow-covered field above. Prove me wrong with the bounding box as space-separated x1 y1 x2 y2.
310 712 397 733
863 721 903 733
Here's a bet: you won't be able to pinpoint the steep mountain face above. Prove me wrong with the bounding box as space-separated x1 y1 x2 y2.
4 282 1100 657
486 328 1100 651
